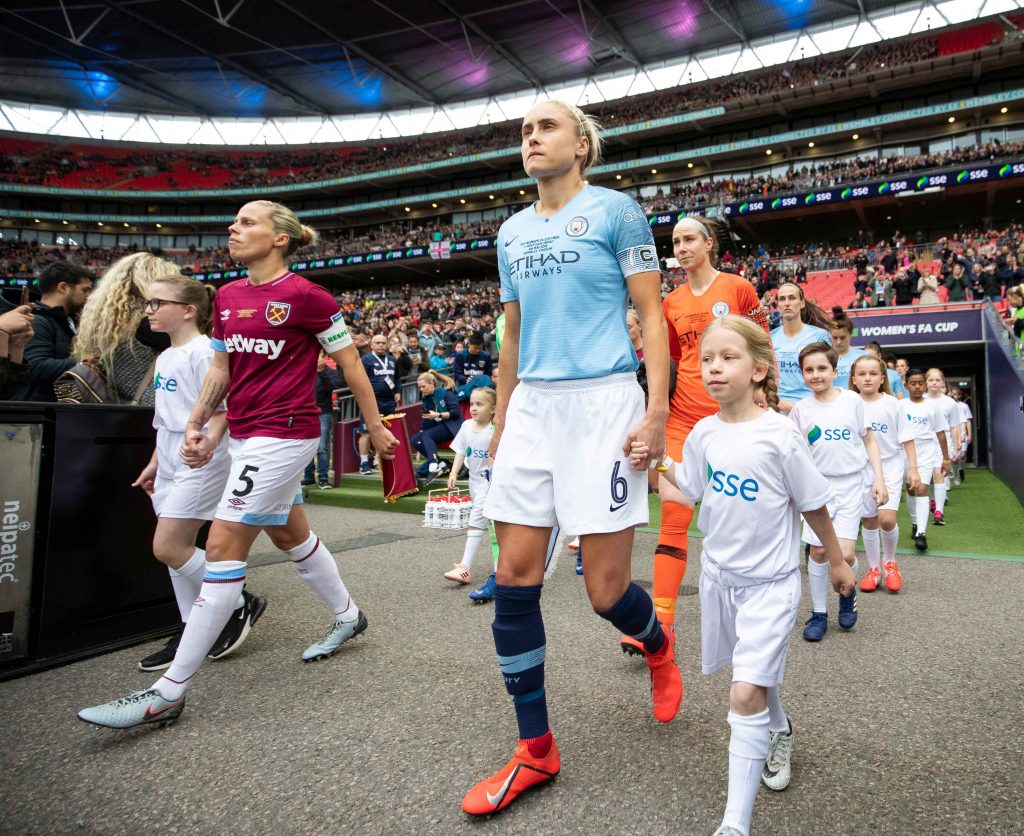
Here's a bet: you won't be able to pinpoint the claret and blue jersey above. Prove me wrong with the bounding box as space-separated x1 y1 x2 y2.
497 184 658 382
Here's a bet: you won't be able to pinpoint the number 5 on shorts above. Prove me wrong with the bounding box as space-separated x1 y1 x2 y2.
232 464 260 497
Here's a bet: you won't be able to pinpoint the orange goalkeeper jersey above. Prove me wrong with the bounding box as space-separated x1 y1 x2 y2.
663 272 769 428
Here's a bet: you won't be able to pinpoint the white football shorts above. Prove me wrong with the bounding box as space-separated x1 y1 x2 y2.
483 373 648 537
803 471 867 544
151 429 232 521
214 436 316 526
860 456 906 516
699 559 801 688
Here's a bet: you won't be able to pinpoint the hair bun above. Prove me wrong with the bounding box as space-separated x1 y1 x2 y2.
300 225 319 247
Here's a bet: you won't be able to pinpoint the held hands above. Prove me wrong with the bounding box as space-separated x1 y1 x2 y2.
830 561 856 597
628 439 651 469
623 415 665 471
131 461 157 496
871 479 889 506
181 426 216 469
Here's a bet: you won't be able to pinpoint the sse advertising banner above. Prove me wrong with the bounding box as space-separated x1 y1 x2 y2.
645 159 1024 227
850 307 983 347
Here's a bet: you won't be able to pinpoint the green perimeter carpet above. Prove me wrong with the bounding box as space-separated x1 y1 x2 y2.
307 467 1023 561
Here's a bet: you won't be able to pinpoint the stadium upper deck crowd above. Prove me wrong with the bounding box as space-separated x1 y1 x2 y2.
3 135 1022 281
0 28 991 192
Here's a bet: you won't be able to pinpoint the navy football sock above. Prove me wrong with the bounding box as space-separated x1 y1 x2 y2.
492 584 548 741
599 582 666 655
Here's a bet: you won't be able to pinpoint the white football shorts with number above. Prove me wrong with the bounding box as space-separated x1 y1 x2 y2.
483 373 647 537
152 429 232 521
215 436 317 526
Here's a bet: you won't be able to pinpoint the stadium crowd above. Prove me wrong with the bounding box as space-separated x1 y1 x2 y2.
641 140 1024 213
4 134 1022 282
0 28 996 192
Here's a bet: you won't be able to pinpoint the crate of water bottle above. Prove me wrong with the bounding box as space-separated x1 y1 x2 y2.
424 488 473 529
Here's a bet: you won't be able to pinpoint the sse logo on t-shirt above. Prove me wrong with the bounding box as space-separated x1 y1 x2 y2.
706 462 759 502
807 425 852 445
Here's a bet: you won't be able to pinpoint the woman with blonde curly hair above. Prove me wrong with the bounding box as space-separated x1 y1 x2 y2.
74 252 178 404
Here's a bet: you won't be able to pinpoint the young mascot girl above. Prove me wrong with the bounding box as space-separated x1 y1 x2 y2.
849 356 921 593
132 274 265 673
789 343 887 642
631 316 855 836
79 201 399 729
624 215 770 656
462 100 679 816
442 387 498 593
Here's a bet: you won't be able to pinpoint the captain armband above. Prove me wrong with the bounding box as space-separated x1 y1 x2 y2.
316 312 354 352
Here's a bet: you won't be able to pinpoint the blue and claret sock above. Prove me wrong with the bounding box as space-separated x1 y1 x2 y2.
492 584 550 755
599 582 667 655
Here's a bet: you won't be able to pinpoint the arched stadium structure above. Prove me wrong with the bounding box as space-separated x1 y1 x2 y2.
0 1 1022 291
3 3 1024 833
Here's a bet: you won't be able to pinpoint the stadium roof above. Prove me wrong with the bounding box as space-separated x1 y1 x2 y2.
0 0 1017 143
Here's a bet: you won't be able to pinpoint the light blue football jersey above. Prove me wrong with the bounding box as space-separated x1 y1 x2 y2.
497 184 658 381
836 347 868 390
771 323 832 402
887 367 907 398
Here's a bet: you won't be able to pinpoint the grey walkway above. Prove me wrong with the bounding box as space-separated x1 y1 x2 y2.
2 504 1021 835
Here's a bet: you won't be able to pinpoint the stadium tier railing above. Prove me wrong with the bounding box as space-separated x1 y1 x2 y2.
2 88 1022 206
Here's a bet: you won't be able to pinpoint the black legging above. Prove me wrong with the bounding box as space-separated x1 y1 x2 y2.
412 424 454 463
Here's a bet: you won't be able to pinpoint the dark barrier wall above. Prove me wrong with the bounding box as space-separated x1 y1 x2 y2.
0 404 178 678
984 309 1024 505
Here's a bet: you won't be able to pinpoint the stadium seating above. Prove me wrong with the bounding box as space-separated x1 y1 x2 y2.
936 22 1004 57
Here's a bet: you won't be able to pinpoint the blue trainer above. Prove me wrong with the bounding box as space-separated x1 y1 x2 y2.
469 572 496 604
802 612 827 642
838 588 858 630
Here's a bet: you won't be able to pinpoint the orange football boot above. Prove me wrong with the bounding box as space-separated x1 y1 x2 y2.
646 627 683 722
462 738 560 815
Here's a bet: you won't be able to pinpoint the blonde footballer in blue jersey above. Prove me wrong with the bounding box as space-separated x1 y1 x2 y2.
463 100 681 817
